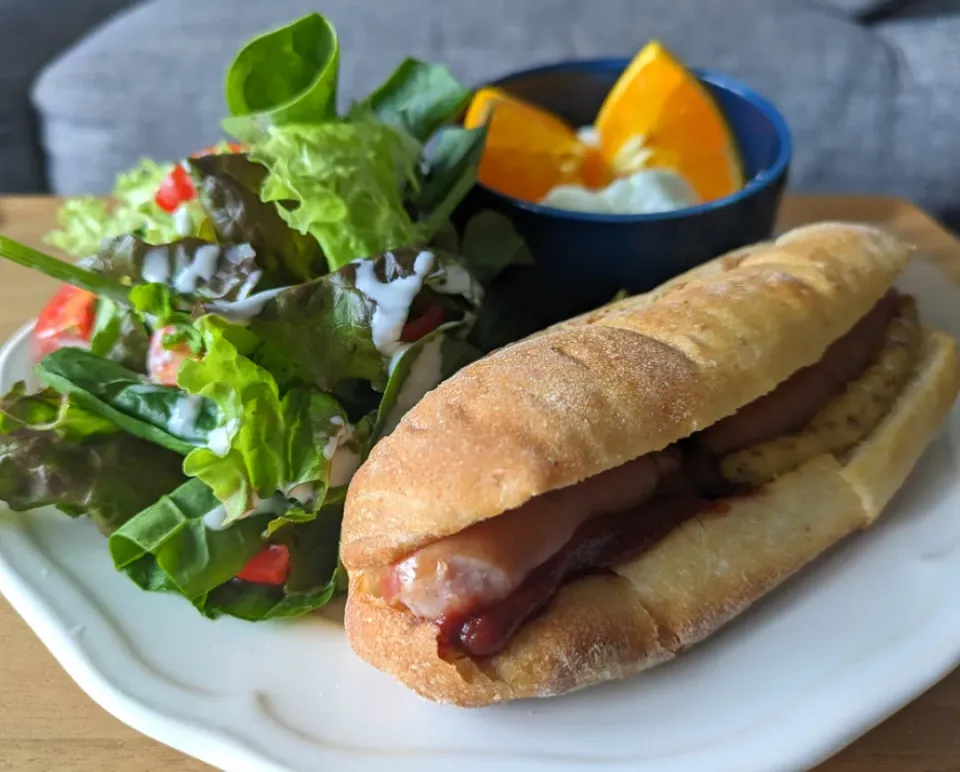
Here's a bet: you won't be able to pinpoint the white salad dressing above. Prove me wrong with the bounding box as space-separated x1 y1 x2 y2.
432 262 484 306
321 417 363 488
168 394 203 437
172 203 195 237
329 446 362 488
540 168 698 216
203 505 229 531
353 250 435 356
285 483 314 507
173 244 221 293
383 335 444 436
141 248 171 284
207 286 289 322
206 418 239 457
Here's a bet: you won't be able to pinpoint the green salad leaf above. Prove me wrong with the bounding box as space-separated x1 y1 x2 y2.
458 210 533 285
357 58 472 143
0 384 186 534
203 501 343 620
45 158 200 258
250 247 483 392
246 119 420 271
89 297 151 373
189 153 327 284
414 126 487 237
224 13 340 138
109 478 270 600
370 323 479 443
36 348 219 453
176 317 349 523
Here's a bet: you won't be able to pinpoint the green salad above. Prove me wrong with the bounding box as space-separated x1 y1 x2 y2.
0 13 530 621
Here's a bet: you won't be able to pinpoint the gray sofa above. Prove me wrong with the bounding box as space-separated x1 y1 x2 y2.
4 0 960 228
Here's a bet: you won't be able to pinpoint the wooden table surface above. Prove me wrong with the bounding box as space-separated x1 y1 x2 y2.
0 194 958 772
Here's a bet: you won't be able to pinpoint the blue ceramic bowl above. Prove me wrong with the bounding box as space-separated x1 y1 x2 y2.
456 58 792 346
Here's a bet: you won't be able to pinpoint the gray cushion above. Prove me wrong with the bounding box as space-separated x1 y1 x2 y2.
0 0 137 192
30 0 950 227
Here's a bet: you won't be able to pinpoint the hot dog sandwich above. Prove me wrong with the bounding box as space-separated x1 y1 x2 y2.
341 222 960 706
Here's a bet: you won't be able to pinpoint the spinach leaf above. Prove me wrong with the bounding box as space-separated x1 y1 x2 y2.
358 58 472 143
35 348 219 453
203 501 344 620
458 210 533 285
109 478 269 601
224 13 340 138
371 323 479 442
189 153 326 284
0 384 117 441
414 126 487 226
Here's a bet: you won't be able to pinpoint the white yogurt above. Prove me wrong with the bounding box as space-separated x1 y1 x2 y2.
540 168 698 215
174 243 221 293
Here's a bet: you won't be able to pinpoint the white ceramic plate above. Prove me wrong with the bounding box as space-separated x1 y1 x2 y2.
0 259 958 772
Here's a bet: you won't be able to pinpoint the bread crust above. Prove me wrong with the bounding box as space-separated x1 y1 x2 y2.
342 223 913 569
344 329 959 706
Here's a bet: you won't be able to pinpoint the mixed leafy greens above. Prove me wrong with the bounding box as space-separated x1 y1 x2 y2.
0 12 530 621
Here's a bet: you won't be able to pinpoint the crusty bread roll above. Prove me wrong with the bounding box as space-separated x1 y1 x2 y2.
341 222 960 707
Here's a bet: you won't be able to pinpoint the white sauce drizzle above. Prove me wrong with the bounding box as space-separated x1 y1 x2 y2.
174 243 221 293
353 250 435 356
329 446 362 488
172 203 194 237
576 125 601 147
203 505 228 531
207 286 289 322
431 262 483 306
206 418 239 457
141 248 171 284
383 335 444 436
168 394 203 437
321 417 363 488
285 482 314 506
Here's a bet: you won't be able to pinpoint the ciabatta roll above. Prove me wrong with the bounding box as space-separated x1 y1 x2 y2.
341 222 960 707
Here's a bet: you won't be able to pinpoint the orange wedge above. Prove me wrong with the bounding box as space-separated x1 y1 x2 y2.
594 41 743 203
465 87 611 202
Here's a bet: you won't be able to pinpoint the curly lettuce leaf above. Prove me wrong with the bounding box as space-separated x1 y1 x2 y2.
224 13 340 139
36 348 219 453
176 317 348 523
247 120 420 271
0 383 186 534
357 58 472 143
189 153 327 284
84 235 262 303
45 158 191 258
